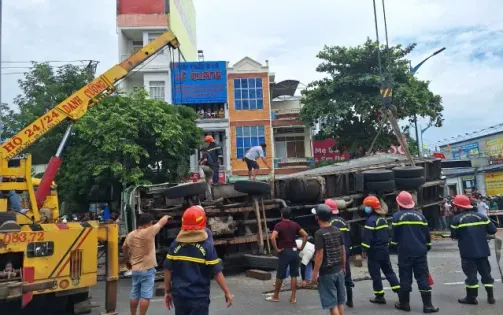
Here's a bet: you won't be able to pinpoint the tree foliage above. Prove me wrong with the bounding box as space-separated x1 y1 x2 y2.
2 63 202 206
300 39 443 157
3 63 94 164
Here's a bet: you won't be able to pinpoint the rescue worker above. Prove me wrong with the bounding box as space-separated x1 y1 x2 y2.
392 191 439 313
325 198 355 308
450 194 497 305
361 195 400 305
203 135 223 184
164 205 232 314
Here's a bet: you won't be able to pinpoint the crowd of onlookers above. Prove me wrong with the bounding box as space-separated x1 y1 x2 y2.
439 191 503 230
197 106 225 119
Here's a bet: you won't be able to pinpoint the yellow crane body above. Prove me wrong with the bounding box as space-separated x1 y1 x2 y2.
0 30 180 314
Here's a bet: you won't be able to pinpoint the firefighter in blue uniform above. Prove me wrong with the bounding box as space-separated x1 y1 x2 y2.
361 195 400 305
164 206 233 314
325 198 354 308
392 191 438 313
450 194 497 305
203 135 223 184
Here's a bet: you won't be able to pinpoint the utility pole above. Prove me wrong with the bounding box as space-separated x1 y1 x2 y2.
414 114 420 156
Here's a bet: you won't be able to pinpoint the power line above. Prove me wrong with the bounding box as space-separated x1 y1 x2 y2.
1 59 95 64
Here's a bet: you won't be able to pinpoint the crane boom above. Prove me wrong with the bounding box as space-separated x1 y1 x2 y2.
0 31 180 161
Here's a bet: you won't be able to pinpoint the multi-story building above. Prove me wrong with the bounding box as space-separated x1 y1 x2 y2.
116 0 197 102
226 57 312 181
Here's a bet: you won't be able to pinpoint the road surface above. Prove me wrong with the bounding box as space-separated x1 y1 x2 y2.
5 239 503 314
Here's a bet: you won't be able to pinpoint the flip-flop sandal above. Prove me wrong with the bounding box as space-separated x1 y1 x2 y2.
265 296 280 302
290 298 297 304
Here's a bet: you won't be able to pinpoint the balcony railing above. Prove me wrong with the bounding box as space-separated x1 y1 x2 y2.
271 108 301 121
274 157 315 169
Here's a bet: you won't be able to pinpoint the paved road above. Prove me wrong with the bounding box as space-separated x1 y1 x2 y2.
6 240 503 314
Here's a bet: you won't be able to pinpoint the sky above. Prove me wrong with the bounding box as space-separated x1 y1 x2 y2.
2 0 503 149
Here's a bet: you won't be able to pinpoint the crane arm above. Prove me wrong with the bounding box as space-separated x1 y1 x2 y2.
1 31 180 161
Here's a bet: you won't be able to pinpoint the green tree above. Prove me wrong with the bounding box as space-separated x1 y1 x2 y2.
2 63 202 206
300 39 443 157
56 89 202 205
4 63 94 163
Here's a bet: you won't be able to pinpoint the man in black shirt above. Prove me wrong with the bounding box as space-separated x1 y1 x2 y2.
312 204 346 315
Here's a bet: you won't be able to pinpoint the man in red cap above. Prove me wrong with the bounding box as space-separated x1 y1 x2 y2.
325 199 354 308
392 191 439 313
450 194 497 305
164 206 232 314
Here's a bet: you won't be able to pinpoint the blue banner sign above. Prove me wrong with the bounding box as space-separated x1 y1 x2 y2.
452 142 480 159
171 61 227 104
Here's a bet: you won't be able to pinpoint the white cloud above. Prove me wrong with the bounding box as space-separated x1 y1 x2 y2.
2 0 503 150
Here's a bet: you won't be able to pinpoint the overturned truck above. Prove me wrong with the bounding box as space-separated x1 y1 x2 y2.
121 154 444 269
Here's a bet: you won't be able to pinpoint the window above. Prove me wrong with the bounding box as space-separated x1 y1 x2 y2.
275 136 305 159
149 81 165 100
234 78 264 110
132 40 143 54
236 126 266 158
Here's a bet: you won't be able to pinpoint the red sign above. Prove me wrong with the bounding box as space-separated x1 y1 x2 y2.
314 138 410 163
313 139 350 163
189 170 225 183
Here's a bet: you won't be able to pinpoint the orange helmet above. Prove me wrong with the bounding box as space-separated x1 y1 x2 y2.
324 199 339 214
453 195 473 209
396 191 415 209
363 195 381 209
204 135 214 143
181 206 207 230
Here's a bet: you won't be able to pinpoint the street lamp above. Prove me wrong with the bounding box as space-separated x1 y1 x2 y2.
410 47 446 155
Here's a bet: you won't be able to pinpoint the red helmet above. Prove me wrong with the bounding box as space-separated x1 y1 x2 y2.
453 195 473 209
324 199 338 214
204 135 215 143
363 195 381 209
396 191 415 209
181 206 207 230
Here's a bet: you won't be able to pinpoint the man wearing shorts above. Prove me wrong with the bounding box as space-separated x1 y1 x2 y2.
123 213 170 315
312 204 346 315
267 207 308 304
243 143 270 180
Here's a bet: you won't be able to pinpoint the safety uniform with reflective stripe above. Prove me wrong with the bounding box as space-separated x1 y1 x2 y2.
362 213 390 253
392 208 431 293
206 142 223 166
330 215 354 287
164 239 223 299
391 209 430 257
450 211 497 258
330 215 351 253
362 213 400 294
451 210 497 289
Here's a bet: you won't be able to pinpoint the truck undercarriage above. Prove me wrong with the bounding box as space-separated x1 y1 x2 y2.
123 153 444 270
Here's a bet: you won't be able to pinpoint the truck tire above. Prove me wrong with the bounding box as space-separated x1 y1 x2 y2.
363 169 394 181
395 177 425 189
393 166 424 178
234 180 270 195
243 254 278 270
364 179 396 193
165 182 207 199
0 212 16 225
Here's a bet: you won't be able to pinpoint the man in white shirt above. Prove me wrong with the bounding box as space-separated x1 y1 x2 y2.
243 143 270 180
283 239 315 287
476 197 489 216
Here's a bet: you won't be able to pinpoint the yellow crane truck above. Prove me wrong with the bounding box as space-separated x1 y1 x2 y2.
0 30 181 314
